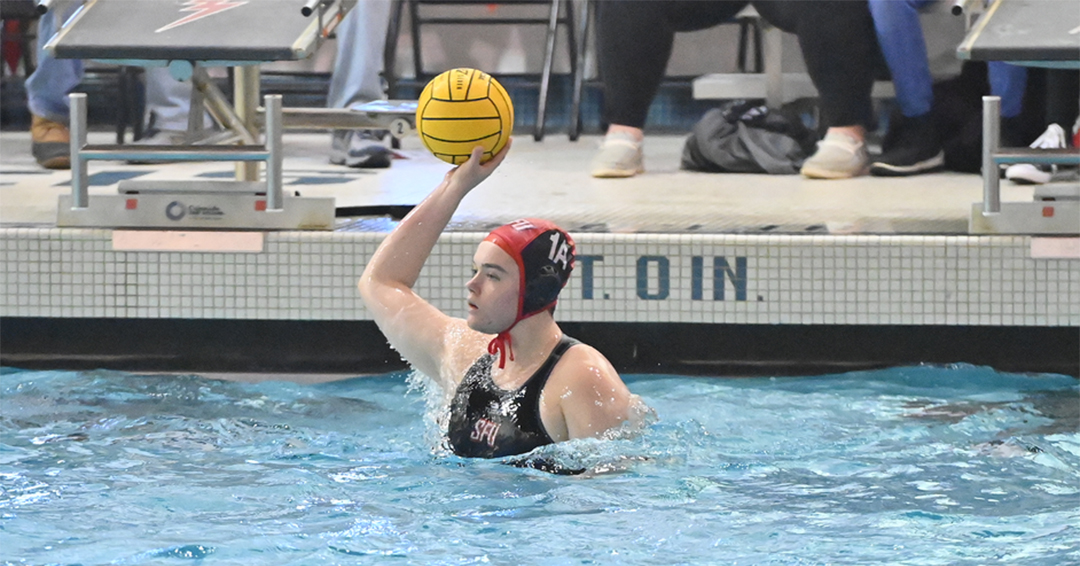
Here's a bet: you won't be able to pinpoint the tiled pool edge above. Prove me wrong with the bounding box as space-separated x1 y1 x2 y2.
2 227 1077 376
3 227 1077 327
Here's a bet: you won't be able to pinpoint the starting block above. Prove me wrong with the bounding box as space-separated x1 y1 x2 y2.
45 0 418 230
958 0 1080 235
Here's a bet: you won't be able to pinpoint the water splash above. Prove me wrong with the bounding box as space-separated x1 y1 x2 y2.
405 369 454 455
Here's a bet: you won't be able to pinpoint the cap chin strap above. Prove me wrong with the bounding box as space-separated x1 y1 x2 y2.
485 303 554 369
487 330 515 370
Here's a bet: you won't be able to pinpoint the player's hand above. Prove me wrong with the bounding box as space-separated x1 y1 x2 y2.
444 139 512 195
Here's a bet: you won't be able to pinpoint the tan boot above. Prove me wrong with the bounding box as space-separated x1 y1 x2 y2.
31 115 71 170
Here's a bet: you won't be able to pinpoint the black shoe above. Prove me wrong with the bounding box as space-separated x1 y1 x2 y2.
870 113 945 177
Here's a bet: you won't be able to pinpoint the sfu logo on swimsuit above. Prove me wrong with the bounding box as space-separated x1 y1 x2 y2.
470 418 501 448
156 0 249 33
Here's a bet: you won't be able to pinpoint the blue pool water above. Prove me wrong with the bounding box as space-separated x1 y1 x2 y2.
1 365 1077 565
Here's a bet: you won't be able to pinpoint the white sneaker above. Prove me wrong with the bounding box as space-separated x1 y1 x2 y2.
800 130 869 179
590 131 644 178
1004 124 1073 185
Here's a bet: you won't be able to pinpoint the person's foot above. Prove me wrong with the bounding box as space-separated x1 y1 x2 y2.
1005 163 1079 184
137 128 188 145
1004 124 1076 185
330 129 392 168
800 130 869 179
30 115 71 170
870 113 945 177
590 131 644 178
125 128 192 165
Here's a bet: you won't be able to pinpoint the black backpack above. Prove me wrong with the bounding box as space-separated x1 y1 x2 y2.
681 100 817 175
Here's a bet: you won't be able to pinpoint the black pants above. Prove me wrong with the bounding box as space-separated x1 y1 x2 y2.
597 0 878 130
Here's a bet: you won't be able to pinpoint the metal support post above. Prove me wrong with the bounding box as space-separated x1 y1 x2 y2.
568 0 590 141
534 0 561 141
193 67 257 145
187 76 206 138
234 65 260 182
982 96 1001 215
764 26 783 108
265 95 284 211
69 93 88 209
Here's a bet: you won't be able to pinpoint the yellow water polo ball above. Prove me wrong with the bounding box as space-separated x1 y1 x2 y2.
415 68 514 165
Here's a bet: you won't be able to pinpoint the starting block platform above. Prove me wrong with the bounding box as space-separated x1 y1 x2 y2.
956 0 1080 66
958 0 1080 235
50 0 352 63
45 0 418 231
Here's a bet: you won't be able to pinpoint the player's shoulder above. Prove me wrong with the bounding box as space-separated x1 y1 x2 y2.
555 340 620 385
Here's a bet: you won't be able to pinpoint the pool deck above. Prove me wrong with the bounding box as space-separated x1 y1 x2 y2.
0 129 1040 234
1 129 1078 377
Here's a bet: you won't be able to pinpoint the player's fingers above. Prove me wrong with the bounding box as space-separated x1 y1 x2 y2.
463 145 484 166
482 138 512 170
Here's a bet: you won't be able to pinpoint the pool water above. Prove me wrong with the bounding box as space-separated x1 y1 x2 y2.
1 365 1077 565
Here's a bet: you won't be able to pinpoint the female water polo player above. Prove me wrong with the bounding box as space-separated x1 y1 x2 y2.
358 143 644 464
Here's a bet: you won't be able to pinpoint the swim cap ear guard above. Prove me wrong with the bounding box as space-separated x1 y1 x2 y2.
523 263 564 315
482 219 575 368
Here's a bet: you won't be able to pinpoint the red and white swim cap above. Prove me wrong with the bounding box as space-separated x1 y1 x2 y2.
482 218 575 367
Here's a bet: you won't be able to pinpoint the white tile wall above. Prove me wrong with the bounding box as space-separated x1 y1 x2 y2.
1 228 1077 326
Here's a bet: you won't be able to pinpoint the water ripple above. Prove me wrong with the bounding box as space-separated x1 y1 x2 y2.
0 365 1075 565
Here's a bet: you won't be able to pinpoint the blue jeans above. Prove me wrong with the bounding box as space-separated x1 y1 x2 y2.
869 0 1027 118
26 0 197 130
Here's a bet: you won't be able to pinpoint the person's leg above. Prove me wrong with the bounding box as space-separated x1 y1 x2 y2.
1042 68 1079 132
990 61 1030 156
598 0 745 134
140 66 212 142
327 0 394 168
327 0 392 110
596 1 672 136
123 67 212 164
755 0 877 178
592 0 747 177
25 1 84 169
757 0 875 131
26 4 83 122
865 0 945 176
869 0 934 118
989 62 1027 120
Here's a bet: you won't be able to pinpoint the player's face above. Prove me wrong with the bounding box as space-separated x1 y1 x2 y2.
466 242 520 334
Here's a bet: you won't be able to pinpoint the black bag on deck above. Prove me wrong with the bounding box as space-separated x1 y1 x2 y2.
681 100 817 174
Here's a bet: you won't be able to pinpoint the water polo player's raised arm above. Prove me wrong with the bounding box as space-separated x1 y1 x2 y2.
358 144 511 388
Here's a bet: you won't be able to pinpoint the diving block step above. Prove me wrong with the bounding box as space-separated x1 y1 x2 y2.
692 73 896 103
79 145 270 162
992 147 1080 166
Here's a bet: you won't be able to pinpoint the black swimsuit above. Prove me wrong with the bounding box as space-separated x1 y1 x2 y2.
447 335 580 459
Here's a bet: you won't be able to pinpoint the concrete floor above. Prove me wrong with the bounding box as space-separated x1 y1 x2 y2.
0 129 1048 234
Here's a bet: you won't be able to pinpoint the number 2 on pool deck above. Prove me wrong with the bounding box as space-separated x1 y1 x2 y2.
389 118 410 138
548 233 570 269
